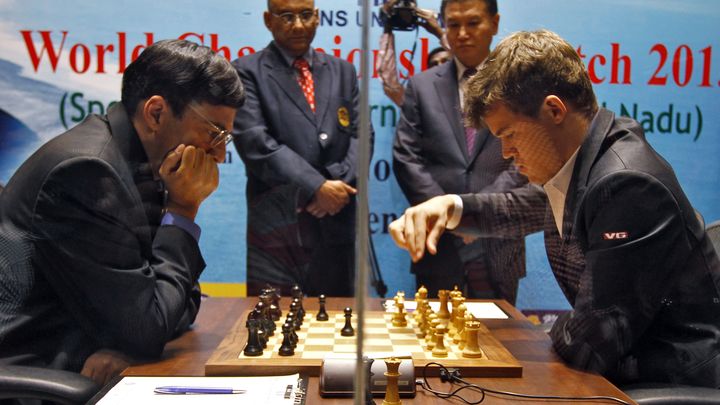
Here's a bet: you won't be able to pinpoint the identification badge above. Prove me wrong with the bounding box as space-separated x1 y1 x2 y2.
337 106 350 127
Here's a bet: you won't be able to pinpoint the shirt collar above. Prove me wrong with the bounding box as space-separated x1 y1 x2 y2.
543 148 580 236
276 44 314 69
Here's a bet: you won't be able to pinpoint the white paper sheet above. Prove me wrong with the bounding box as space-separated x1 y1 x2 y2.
96 374 303 404
384 300 508 319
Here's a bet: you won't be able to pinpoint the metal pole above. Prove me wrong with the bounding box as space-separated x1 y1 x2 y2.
354 0 371 403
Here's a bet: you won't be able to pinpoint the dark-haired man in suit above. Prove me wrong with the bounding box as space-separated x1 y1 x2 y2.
232 0 371 296
391 30 720 387
392 0 541 301
0 39 245 386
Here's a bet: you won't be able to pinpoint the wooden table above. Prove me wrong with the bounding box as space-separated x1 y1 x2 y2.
122 296 635 404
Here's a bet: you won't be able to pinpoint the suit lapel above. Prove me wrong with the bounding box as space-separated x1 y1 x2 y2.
265 43 316 124
312 52 331 125
433 63 467 160
563 109 615 238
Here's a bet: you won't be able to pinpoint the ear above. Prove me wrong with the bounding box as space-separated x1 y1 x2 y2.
491 13 500 35
264 11 272 30
541 95 567 125
141 95 168 132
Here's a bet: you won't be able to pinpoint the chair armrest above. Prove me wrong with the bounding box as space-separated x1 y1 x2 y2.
0 365 99 405
622 383 720 405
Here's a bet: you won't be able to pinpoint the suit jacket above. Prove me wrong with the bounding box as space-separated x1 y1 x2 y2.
232 42 369 249
462 109 720 387
0 104 203 372
392 61 530 301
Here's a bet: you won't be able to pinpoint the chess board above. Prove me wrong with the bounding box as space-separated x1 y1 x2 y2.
205 310 522 377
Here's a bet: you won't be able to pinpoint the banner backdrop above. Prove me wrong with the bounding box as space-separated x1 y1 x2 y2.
1 0 718 310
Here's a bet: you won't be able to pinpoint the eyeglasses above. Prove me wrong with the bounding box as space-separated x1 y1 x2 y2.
271 10 315 26
188 103 234 149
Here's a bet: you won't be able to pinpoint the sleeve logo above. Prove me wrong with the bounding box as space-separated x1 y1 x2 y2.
602 231 629 240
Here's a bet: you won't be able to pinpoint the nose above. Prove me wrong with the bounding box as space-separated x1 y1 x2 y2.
500 139 514 160
211 142 227 163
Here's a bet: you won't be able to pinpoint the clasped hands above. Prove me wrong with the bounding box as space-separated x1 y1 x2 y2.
159 144 219 220
305 180 357 218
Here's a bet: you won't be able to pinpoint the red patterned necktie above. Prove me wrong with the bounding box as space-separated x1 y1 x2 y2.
462 68 478 153
293 58 315 113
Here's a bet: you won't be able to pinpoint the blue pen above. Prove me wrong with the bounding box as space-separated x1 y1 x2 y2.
154 386 246 395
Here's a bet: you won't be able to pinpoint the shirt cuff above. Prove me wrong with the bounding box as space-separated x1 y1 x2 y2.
446 194 464 230
161 212 201 242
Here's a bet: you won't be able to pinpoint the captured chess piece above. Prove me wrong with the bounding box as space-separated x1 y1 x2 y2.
382 357 402 405
462 320 484 358
316 294 329 321
363 356 375 405
341 307 355 336
243 319 264 357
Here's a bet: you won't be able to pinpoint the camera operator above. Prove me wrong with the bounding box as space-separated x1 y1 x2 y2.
377 0 449 106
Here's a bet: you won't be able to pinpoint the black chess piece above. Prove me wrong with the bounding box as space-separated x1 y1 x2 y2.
363 356 375 404
243 319 264 357
291 285 306 320
291 298 304 326
341 307 354 337
278 323 295 356
283 321 298 348
316 294 329 321
264 285 282 321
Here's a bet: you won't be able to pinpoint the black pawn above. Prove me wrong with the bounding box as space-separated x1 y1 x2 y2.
278 324 295 356
243 320 264 357
291 285 306 320
341 307 354 337
316 294 329 321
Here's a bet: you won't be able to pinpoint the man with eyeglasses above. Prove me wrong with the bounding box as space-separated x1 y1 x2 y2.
392 0 544 302
0 39 244 387
232 0 371 297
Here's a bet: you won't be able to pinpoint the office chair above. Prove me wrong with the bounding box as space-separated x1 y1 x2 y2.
0 365 99 404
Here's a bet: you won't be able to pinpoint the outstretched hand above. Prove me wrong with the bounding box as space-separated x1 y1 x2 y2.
388 195 456 262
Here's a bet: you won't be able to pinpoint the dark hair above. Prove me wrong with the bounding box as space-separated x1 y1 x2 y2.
121 39 245 118
464 30 598 128
427 47 450 68
440 0 497 21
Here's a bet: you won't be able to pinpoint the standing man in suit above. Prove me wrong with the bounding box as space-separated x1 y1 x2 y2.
233 0 370 297
390 30 720 387
0 39 245 385
393 0 538 301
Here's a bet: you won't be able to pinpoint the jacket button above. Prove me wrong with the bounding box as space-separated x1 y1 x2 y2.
319 133 328 141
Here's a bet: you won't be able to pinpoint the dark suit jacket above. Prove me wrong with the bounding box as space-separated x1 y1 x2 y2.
462 109 720 387
232 42 368 247
393 61 530 301
0 104 203 372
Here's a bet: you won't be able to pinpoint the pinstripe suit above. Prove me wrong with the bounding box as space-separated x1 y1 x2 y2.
461 109 720 387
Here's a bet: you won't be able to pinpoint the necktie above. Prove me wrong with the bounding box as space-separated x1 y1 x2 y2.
462 68 478 154
293 58 315 113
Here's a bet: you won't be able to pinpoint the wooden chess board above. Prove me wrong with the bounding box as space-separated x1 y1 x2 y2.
205 310 522 377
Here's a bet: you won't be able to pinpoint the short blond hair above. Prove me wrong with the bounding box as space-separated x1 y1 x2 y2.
464 29 597 129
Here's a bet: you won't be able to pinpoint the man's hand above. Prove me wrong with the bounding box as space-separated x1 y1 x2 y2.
159 144 219 220
305 180 357 218
81 349 133 386
388 195 456 262
416 8 444 39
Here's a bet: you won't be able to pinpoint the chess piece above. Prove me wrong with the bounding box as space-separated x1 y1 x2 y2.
437 289 451 320
278 323 295 356
363 356 375 405
268 286 282 321
316 294 329 321
243 319 264 357
414 286 427 322
462 320 484 358
453 303 467 345
432 324 448 358
392 294 407 327
459 311 473 350
341 307 355 336
426 316 439 349
291 285 306 320
382 357 402 405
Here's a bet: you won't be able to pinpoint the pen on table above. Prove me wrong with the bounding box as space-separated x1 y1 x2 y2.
154 386 246 395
